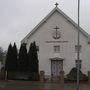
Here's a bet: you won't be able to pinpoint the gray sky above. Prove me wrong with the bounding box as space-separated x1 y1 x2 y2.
0 0 90 50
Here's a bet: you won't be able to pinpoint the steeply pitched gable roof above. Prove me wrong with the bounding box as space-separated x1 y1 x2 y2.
21 7 90 43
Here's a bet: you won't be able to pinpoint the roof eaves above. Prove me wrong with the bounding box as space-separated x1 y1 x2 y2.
21 7 57 43
56 7 89 38
21 7 90 43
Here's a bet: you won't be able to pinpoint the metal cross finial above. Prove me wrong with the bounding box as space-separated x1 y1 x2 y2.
55 3 59 7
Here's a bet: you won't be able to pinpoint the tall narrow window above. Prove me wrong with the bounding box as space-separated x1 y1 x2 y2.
54 46 60 53
75 60 82 69
36 46 39 52
75 45 82 53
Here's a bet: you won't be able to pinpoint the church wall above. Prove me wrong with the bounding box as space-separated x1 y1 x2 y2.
22 10 90 78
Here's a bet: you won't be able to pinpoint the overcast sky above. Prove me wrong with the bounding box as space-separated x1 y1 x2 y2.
0 0 90 50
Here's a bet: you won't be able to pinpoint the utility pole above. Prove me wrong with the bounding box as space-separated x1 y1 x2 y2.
77 0 80 90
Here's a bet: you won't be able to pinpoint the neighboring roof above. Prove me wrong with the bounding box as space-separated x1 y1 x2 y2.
21 6 90 43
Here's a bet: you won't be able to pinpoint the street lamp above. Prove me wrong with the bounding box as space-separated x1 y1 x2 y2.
77 0 80 90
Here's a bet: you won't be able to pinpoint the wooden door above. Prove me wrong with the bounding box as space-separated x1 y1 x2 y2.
51 60 63 76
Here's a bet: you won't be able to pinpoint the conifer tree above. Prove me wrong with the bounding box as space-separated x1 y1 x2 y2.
0 47 4 64
28 41 39 80
28 43 33 72
18 43 28 72
5 43 13 71
33 42 39 73
12 43 18 71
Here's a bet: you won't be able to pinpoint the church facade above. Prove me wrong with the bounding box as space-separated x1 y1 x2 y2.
21 6 90 79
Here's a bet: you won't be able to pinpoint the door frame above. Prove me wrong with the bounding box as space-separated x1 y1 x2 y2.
51 60 63 77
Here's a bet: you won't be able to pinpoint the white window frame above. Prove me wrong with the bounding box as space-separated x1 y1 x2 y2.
75 45 82 53
36 46 39 52
54 45 60 53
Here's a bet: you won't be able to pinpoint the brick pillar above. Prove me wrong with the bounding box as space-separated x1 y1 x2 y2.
88 71 90 83
59 71 64 84
40 71 45 82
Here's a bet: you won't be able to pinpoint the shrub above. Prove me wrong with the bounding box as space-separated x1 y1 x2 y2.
66 67 88 81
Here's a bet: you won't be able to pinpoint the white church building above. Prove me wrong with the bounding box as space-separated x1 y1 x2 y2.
21 4 90 79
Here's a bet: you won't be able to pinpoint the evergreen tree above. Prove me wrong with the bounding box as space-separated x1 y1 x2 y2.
28 43 33 72
28 41 39 80
5 43 13 71
12 43 18 71
0 47 4 64
18 43 28 72
32 42 39 73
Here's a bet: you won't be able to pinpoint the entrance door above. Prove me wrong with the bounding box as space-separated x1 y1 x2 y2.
51 60 63 76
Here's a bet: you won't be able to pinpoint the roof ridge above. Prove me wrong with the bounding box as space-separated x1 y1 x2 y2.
21 7 90 43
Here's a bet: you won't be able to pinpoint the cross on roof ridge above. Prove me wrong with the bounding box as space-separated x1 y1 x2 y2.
55 3 59 7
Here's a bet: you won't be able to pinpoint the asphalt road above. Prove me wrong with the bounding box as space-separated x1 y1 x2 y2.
0 80 90 90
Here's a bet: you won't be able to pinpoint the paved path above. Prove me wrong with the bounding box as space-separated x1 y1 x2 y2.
0 81 90 90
